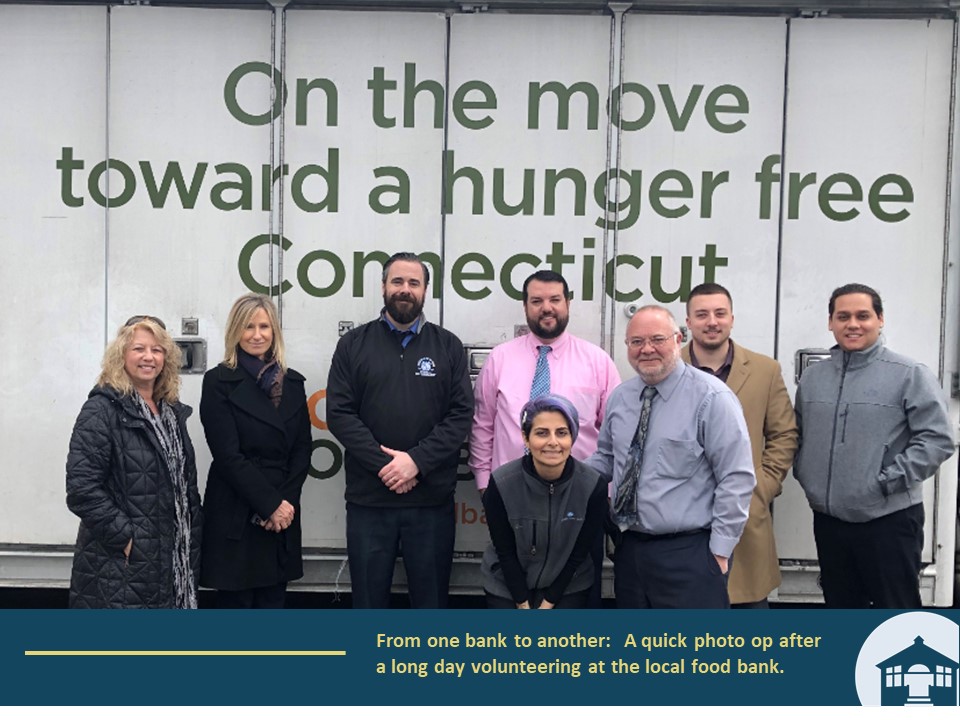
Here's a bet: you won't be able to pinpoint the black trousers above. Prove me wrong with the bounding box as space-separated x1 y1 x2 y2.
613 529 729 609
731 599 769 609
586 532 605 608
217 582 287 609
346 500 455 609
813 504 924 609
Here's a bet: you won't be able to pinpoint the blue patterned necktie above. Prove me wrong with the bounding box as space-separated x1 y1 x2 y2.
530 345 552 399
613 385 658 526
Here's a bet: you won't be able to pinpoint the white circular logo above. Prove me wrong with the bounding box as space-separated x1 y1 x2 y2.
855 612 959 706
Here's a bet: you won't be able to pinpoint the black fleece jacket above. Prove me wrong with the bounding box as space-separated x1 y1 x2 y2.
326 315 473 507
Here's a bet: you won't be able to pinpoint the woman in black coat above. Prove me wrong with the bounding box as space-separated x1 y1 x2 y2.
200 293 312 608
67 316 202 609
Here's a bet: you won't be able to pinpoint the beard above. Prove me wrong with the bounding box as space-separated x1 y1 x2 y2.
693 333 730 350
694 332 729 351
633 353 678 385
384 290 424 325
527 311 569 340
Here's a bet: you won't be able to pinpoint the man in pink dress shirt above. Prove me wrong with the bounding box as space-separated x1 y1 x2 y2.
469 270 621 488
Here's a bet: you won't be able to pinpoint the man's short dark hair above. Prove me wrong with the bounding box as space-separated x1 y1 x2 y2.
686 282 733 315
382 251 430 287
828 283 883 317
522 270 570 303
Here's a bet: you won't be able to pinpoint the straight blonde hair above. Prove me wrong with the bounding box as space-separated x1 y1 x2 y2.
98 318 182 404
222 293 287 371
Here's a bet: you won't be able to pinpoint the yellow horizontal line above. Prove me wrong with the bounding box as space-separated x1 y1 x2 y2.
25 650 346 657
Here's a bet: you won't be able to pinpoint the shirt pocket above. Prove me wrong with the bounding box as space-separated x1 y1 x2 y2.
563 386 602 429
654 438 705 479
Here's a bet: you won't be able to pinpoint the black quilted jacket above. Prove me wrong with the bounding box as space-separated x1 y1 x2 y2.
66 385 202 608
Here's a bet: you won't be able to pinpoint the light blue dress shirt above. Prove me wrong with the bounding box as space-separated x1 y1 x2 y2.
588 361 756 558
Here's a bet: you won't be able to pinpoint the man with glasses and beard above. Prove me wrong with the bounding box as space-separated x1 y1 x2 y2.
327 252 473 608
588 306 755 608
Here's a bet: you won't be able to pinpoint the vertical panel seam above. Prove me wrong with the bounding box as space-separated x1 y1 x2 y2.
612 9 627 355
278 7 287 324
269 9 277 314
104 6 112 347
938 16 958 382
440 11 453 328
601 10 617 355
774 17 792 362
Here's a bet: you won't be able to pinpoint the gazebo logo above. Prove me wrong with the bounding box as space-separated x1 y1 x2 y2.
855 612 960 706
876 635 958 706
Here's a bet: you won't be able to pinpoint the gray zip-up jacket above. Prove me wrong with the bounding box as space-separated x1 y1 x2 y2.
794 341 955 523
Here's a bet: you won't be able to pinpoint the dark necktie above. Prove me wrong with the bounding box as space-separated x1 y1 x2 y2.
530 345 552 399
613 385 657 526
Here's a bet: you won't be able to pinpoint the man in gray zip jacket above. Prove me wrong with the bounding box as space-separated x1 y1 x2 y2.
794 283 955 608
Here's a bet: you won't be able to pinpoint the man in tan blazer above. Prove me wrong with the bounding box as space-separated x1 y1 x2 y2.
681 283 798 607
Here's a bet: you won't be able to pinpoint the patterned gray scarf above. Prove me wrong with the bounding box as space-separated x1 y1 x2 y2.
134 393 197 609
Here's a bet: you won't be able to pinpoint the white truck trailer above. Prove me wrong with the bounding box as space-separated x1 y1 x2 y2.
1 0 958 605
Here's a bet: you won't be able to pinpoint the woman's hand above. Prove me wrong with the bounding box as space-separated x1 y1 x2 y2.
265 500 295 533
123 538 133 559
516 600 531 609
537 599 555 610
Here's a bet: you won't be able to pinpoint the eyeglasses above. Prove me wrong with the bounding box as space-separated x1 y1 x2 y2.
124 315 166 330
626 334 675 349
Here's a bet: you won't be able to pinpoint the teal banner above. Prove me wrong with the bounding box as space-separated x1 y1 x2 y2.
1 610 957 706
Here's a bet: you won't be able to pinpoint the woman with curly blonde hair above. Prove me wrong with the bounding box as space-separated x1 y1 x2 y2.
66 316 202 608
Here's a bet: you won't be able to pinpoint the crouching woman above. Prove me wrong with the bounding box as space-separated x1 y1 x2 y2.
481 394 607 609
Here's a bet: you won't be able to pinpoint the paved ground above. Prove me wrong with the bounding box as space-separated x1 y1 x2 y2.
0 587 492 609
0 588 834 609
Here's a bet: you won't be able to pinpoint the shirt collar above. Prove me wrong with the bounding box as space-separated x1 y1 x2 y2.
645 359 686 401
688 339 735 373
521 454 575 486
522 328 569 356
380 310 423 335
830 337 884 368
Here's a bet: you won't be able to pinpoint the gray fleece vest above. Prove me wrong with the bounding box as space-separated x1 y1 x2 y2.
481 459 597 599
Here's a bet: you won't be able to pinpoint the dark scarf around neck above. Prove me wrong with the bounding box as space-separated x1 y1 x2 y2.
237 347 284 408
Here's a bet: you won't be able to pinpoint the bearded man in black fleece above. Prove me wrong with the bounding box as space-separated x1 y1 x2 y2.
327 252 473 608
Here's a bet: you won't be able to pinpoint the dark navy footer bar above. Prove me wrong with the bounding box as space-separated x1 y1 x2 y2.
2 609 957 706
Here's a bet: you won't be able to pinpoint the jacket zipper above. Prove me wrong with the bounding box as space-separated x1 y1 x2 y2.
825 353 850 515
532 483 555 591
